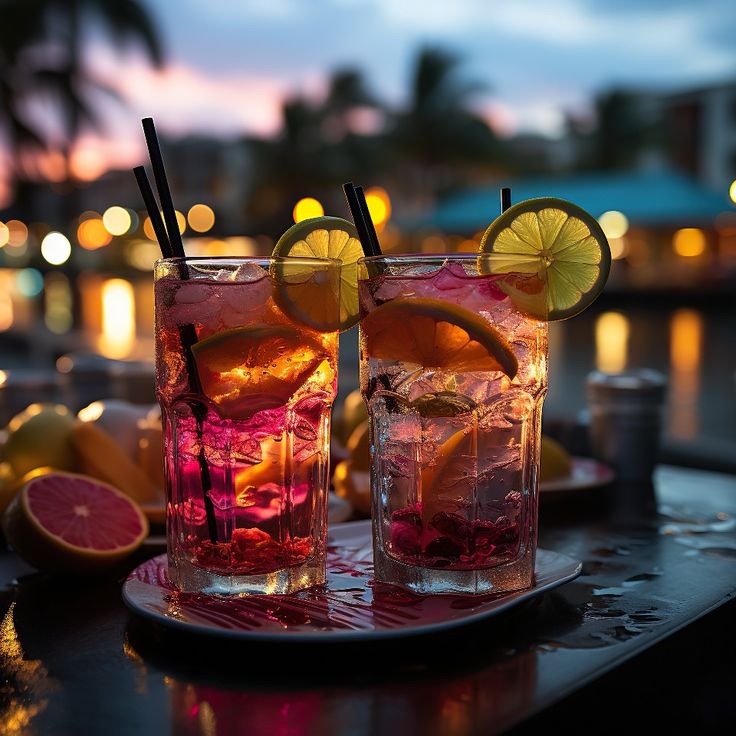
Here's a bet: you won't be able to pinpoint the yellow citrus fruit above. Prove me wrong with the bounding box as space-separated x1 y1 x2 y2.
479 197 611 321
540 435 572 481
338 389 368 444
0 462 18 517
70 421 161 504
346 420 370 472
3 404 77 476
191 325 329 419
332 459 371 516
361 297 518 377
271 216 363 331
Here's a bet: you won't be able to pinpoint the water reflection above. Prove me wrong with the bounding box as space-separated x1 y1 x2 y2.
98 278 136 358
0 603 53 735
669 309 703 440
166 650 537 736
595 311 629 373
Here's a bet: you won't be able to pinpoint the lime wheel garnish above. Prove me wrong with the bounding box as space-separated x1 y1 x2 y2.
271 216 363 331
479 197 611 320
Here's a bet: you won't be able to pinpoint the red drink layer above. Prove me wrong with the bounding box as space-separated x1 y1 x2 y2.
359 259 547 588
155 261 338 589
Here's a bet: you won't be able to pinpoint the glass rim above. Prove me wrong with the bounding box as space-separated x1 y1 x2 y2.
155 255 342 267
359 253 482 264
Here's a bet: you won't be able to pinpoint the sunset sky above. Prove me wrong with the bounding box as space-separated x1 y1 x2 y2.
4 0 736 187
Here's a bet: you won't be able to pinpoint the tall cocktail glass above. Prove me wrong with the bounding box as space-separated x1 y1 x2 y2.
155 257 341 594
359 255 548 594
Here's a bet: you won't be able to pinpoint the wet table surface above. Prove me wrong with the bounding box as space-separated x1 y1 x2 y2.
1 465 735 735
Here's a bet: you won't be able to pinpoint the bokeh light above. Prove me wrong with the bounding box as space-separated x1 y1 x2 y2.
729 179 736 204
609 237 628 260
143 211 185 241
595 311 629 373
69 148 105 181
365 187 392 227
6 220 28 247
16 269 44 297
175 210 186 234
292 197 324 223
126 240 161 271
98 279 135 358
673 228 705 257
102 206 132 236
598 211 629 240
143 216 157 241
44 272 73 334
41 232 72 265
187 204 215 233
77 218 112 250
0 222 8 247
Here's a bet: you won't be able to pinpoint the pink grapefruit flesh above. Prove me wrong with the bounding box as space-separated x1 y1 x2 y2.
2 472 149 574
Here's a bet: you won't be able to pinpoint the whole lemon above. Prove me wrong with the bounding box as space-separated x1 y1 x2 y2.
540 435 572 482
4 404 77 476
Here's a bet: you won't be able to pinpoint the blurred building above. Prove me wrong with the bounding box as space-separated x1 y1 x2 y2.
666 81 736 192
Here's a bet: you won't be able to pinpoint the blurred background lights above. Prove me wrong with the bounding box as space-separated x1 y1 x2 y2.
102 206 132 236
595 311 629 373
673 228 706 257
143 211 185 241
174 210 186 234
77 218 112 250
98 279 135 358
143 216 156 241
598 210 629 240
126 240 161 271
609 237 628 260
729 179 736 204
0 222 8 247
44 273 73 334
364 187 392 228
16 269 44 298
41 231 72 265
187 204 215 233
292 197 324 223
5 220 28 246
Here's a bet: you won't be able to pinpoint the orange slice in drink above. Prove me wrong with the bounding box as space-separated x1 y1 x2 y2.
361 297 518 378
272 216 362 331
191 326 328 419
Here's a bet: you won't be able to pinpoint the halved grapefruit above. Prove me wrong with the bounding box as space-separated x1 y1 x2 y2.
2 472 149 574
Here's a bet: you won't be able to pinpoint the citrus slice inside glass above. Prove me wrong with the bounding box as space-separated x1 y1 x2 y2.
191 325 328 418
272 216 363 331
478 197 611 321
361 297 518 378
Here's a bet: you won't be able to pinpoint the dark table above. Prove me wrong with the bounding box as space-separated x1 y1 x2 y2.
2 465 735 735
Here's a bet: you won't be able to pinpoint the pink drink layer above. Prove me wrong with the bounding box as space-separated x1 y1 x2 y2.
359 261 547 573
155 264 337 580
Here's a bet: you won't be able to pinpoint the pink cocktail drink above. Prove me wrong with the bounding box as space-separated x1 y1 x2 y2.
359 255 548 594
155 257 340 594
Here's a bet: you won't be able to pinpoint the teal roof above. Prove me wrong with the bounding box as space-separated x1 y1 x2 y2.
419 170 734 232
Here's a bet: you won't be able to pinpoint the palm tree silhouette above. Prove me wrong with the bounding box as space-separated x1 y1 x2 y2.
0 0 162 184
390 47 500 203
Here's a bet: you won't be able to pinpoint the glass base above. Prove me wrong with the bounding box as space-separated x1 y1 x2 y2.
373 541 535 595
168 553 325 595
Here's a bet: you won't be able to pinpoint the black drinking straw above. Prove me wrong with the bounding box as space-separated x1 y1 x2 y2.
142 117 185 256
500 186 512 213
134 166 171 255
355 185 383 257
134 118 218 544
342 182 376 256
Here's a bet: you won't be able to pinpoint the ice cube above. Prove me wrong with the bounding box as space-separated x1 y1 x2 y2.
230 263 267 283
